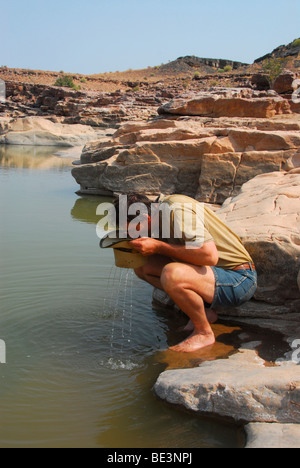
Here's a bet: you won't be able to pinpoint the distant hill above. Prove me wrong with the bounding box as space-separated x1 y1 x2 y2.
255 38 300 63
0 38 299 95
159 56 249 74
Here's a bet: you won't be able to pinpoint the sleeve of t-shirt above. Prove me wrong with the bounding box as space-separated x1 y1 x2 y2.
171 203 213 249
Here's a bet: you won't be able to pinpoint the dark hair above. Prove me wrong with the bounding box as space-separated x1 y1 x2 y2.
113 193 153 226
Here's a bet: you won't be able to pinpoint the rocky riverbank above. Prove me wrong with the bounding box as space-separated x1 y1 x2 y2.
1 60 300 447
69 76 299 447
71 86 299 201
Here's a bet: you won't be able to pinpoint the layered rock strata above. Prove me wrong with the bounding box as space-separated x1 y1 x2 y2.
72 89 300 203
158 88 291 118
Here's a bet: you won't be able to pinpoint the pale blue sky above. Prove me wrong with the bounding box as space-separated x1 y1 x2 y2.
2 0 299 74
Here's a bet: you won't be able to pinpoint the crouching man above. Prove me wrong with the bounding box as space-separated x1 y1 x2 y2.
114 193 257 353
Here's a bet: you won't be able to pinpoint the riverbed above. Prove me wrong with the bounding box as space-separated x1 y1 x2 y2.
0 145 242 448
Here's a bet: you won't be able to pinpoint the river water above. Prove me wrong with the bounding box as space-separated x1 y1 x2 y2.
0 145 242 448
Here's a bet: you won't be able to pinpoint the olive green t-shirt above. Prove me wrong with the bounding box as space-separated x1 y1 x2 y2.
159 194 253 270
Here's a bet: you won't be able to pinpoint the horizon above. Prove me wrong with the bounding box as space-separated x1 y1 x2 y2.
1 41 299 77
1 0 300 75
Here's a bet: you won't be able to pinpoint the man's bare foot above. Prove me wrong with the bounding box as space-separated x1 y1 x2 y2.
183 309 218 332
169 330 216 353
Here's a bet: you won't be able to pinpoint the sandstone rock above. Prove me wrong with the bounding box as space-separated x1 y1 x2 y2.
227 128 300 152
217 171 300 306
196 150 291 204
0 116 107 146
72 112 299 202
273 71 296 95
154 348 300 424
158 89 291 118
197 153 241 204
290 101 300 114
0 117 12 134
251 74 271 91
72 162 109 195
244 423 300 448
284 148 300 171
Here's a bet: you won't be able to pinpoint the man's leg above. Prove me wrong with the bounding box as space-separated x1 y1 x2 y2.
160 262 216 352
134 255 171 290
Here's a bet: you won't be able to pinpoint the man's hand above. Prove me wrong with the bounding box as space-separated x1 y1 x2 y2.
128 238 161 256
129 238 219 267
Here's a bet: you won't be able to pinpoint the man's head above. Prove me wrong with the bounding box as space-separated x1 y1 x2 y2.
113 193 155 238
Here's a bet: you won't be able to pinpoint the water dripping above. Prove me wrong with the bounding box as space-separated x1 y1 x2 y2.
109 268 125 355
100 266 139 369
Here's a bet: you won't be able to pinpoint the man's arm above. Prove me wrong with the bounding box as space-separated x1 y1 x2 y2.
129 238 219 267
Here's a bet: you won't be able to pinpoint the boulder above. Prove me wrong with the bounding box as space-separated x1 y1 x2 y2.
158 89 291 118
0 116 107 146
217 171 300 306
154 348 300 424
251 74 271 91
273 71 296 95
72 113 299 202
284 148 300 172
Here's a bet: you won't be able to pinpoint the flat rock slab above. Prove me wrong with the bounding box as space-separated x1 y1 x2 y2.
153 349 300 424
245 423 300 448
0 116 107 147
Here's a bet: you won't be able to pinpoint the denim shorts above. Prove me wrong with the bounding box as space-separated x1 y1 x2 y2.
209 265 257 308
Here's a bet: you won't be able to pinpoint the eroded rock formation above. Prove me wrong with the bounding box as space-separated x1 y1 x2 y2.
71 88 300 203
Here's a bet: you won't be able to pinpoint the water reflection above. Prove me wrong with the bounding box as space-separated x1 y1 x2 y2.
71 195 113 225
0 152 242 448
0 145 74 169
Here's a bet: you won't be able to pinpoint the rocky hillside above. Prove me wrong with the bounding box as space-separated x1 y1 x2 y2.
255 37 300 64
0 38 299 98
0 38 299 129
156 56 249 74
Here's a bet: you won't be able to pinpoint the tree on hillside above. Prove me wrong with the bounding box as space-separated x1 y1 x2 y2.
262 58 286 86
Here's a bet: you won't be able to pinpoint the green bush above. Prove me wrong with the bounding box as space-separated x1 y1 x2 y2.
292 38 300 47
224 65 233 72
54 75 79 90
262 58 285 85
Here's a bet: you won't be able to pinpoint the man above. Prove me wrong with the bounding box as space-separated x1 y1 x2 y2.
114 193 257 353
